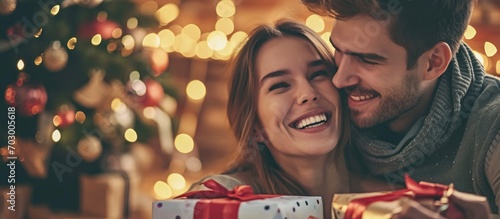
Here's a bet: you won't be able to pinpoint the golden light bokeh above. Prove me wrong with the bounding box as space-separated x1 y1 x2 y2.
52 129 61 142
182 24 201 42
17 59 24 71
496 60 500 74
159 29 175 50
215 17 234 35
127 17 138 29
129 71 140 81
143 33 161 48
91 34 102 45
207 31 227 51
34 56 42 65
464 25 476 40
67 37 77 50
484 42 497 57
174 133 194 154
216 0 236 18
306 14 325 33
195 41 213 59
75 111 86 124
167 173 186 190
143 106 156 119
122 35 135 50
153 181 173 199
185 157 202 172
50 5 60 16
112 28 123 39
124 128 138 142
155 3 179 25
186 80 206 100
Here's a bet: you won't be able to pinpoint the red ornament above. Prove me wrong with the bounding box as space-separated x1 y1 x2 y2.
5 83 47 117
77 20 120 40
127 79 164 107
55 105 75 127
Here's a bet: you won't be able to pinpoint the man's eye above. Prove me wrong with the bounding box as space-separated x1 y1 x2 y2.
359 57 378 65
269 82 289 91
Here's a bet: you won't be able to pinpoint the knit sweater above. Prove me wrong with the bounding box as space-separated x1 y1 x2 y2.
349 42 500 213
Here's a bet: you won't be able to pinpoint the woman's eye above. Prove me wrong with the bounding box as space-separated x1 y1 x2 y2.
269 82 289 91
310 70 329 80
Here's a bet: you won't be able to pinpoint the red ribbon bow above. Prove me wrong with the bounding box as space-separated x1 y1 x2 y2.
174 180 280 219
344 175 463 219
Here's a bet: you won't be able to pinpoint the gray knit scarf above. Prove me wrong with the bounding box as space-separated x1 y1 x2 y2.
352 42 485 174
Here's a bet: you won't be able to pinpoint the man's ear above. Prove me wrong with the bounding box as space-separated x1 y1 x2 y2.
422 42 452 81
252 123 266 143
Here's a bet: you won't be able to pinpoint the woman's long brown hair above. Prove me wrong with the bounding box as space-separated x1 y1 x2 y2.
224 20 350 195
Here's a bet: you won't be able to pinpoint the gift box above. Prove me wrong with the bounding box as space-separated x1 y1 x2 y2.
332 175 463 219
80 172 128 219
153 179 324 219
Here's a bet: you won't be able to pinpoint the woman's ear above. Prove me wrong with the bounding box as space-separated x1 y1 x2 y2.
422 42 452 81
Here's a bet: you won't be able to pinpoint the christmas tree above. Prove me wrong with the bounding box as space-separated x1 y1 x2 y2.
0 0 177 216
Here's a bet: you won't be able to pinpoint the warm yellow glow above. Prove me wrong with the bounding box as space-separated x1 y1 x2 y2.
75 111 86 124
91 34 102 45
215 18 234 35
484 42 497 57
124 128 138 142
230 31 248 50
130 79 146 96
216 0 235 18
97 11 108 22
173 34 196 54
195 41 213 59
140 1 158 14
464 25 476 40
142 33 161 48
215 44 233 59
186 80 206 100
129 71 140 81
181 47 196 58
159 29 175 50
34 28 43 38
122 35 135 50
321 32 335 51
52 130 61 142
50 5 60 16
17 59 24 71
111 98 125 112
174 133 194 154
53 115 62 126
306 14 325 32
473 50 484 65
34 56 42 65
112 28 122 38
185 157 202 172
182 24 201 41
207 31 227 51
143 107 156 119
107 42 117 52
496 60 500 75
155 3 179 25
67 37 77 50
127 17 138 29
167 173 186 190
153 181 173 199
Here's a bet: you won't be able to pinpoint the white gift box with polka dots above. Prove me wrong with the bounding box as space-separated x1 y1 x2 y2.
153 196 323 219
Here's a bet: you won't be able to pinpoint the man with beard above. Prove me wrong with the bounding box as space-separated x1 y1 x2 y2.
302 0 500 216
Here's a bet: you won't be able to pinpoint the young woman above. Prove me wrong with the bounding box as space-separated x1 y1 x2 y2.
190 20 352 218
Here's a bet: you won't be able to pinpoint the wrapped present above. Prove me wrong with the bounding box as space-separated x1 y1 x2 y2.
80 172 128 219
153 179 323 219
332 175 464 219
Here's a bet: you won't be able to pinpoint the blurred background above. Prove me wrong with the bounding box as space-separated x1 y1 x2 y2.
0 0 499 218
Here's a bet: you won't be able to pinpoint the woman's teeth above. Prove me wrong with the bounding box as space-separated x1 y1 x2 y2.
296 113 327 129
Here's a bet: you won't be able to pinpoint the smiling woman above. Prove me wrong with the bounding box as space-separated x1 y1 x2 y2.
187 20 351 218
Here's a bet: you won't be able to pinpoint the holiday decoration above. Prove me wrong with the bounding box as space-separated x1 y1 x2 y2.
127 78 165 107
5 82 48 117
77 136 103 162
42 41 69 72
73 69 111 108
0 0 16 15
77 19 120 40
54 104 76 127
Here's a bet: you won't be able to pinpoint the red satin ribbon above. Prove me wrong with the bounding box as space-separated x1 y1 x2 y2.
175 180 280 219
344 175 463 219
